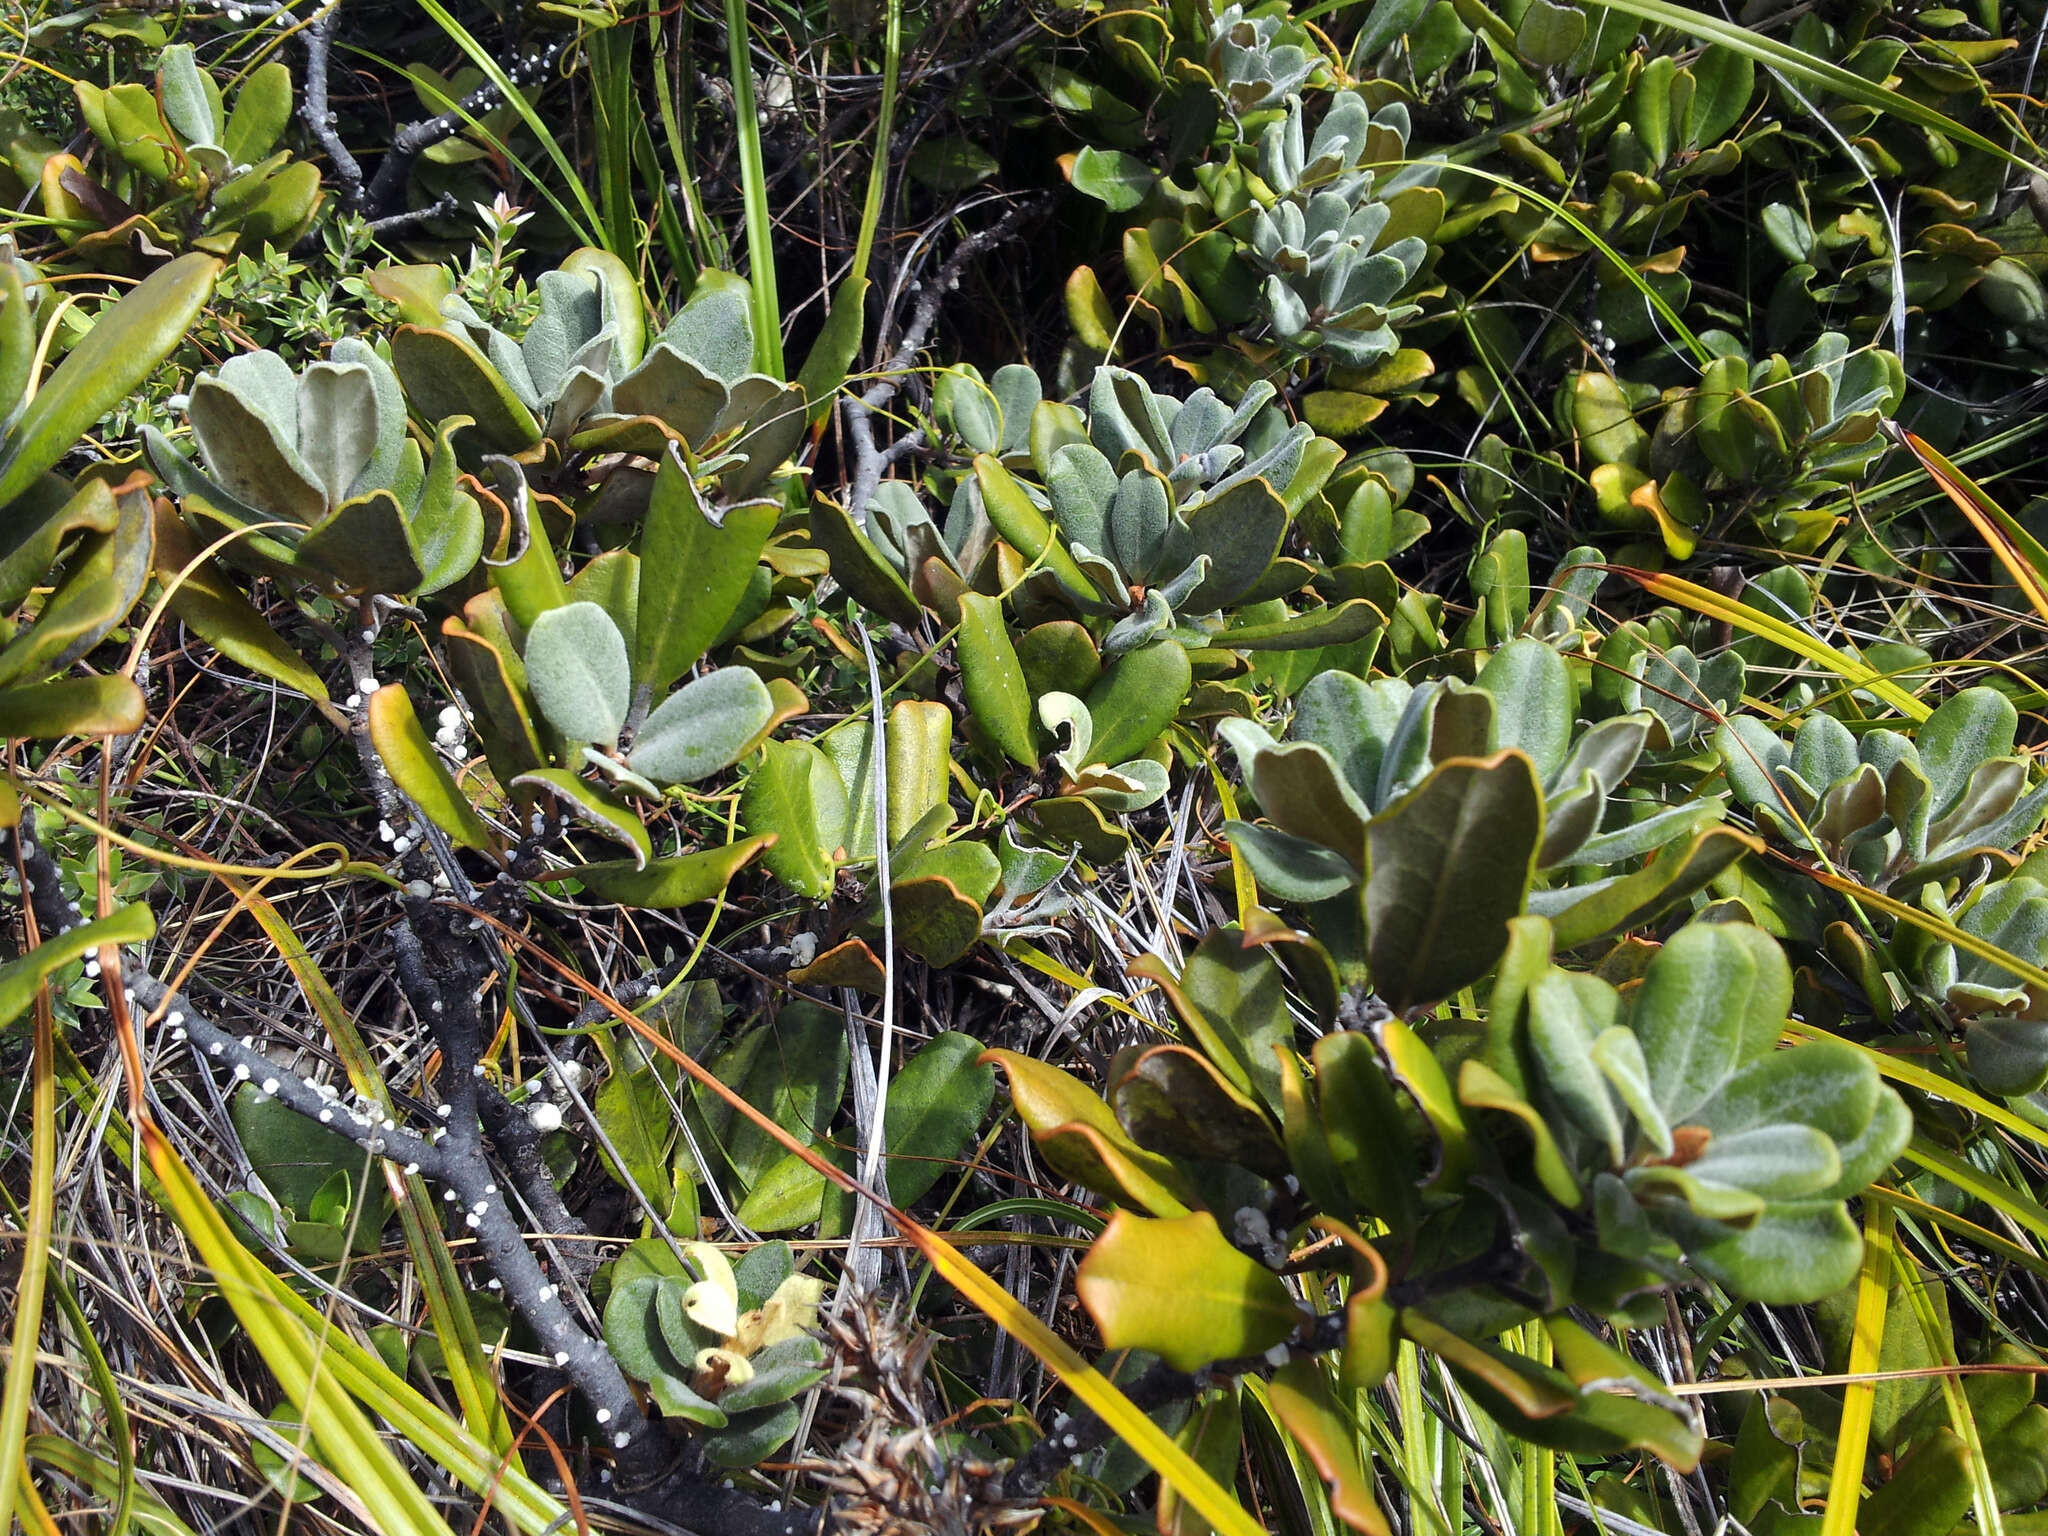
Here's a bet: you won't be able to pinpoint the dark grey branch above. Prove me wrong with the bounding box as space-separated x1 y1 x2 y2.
843 196 1048 527
298 5 364 208
358 41 567 214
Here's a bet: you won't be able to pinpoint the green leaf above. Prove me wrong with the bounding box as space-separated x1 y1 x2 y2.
524 602 631 747
1179 928 1291 1114
660 269 756 384
1681 1198 1864 1304
1476 639 1575 783
882 1031 997 1204
974 454 1096 601
907 135 999 192
1267 1357 1390 1536
1111 1044 1288 1177
0 263 37 437
1365 751 1543 1014
879 875 985 967
1629 922 1791 1123
0 901 154 1031
957 592 1037 766
388 326 542 455
1540 826 1757 949
551 836 775 909
1860 1428 1976 1536
0 252 219 511
0 485 151 689
734 1149 835 1231
1966 1014 2048 1097
366 684 497 852
0 675 145 739
229 1085 388 1230
1515 0 1586 66
150 503 329 704
1076 1211 1300 1371
222 61 293 164
935 366 1001 454
1917 686 2018 818
982 1048 1194 1216
1351 0 1432 59
794 276 868 426
807 495 923 627
741 739 847 898
634 446 777 693
1457 1057 1581 1204
1084 640 1190 768
596 1055 676 1206
1681 1124 1840 1199
408 416 485 596
883 700 954 847
604 347 730 442
1213 598 1385 652
1068 146 1154 211
1530 969 1628 1162
1223 821 1360 903
299 491 427 595
710 1003 849 1187
1315 1031 1422 1232
700 1402 804 1469
1575 0 2030 170
628 667 774 785
156 44 221 147
1687 44 1754 146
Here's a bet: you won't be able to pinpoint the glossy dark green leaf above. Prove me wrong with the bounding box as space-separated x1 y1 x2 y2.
0 253 219 510
555 835 775 909
957 591 1037 766
1084 639 1190 768
634 445 777 693
883 1031 997 1204
1315 1031 1421 1232
1365 751 1542 1014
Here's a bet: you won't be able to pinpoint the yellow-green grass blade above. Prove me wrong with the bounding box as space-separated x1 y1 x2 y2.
488 912 1267 1536
1903 1139 2048 1248
0 987 58 1536
723 0 784 376
1891 1237 2007 1536
1618 568 1930 719
1894 427 2048 629
1821 1200 1895 1536
233 882 513 1454
143 1126 458 1536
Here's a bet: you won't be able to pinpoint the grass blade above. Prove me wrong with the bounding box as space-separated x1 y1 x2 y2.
1574 0 2039 170
404 1 605 247
1891 1238 2007 1536
848 0 900 296
142 1125 458 1536
0 978 57 1536
1820 1200 1894 1536
232 882 513 1454
1613 567 1930 719
1892 426 2048 629
1903 1139 2048 1247
483 912 1266 1536
723 0 784 376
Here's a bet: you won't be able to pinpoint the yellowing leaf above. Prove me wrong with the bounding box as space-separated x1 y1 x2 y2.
1076 1210 1300 1371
